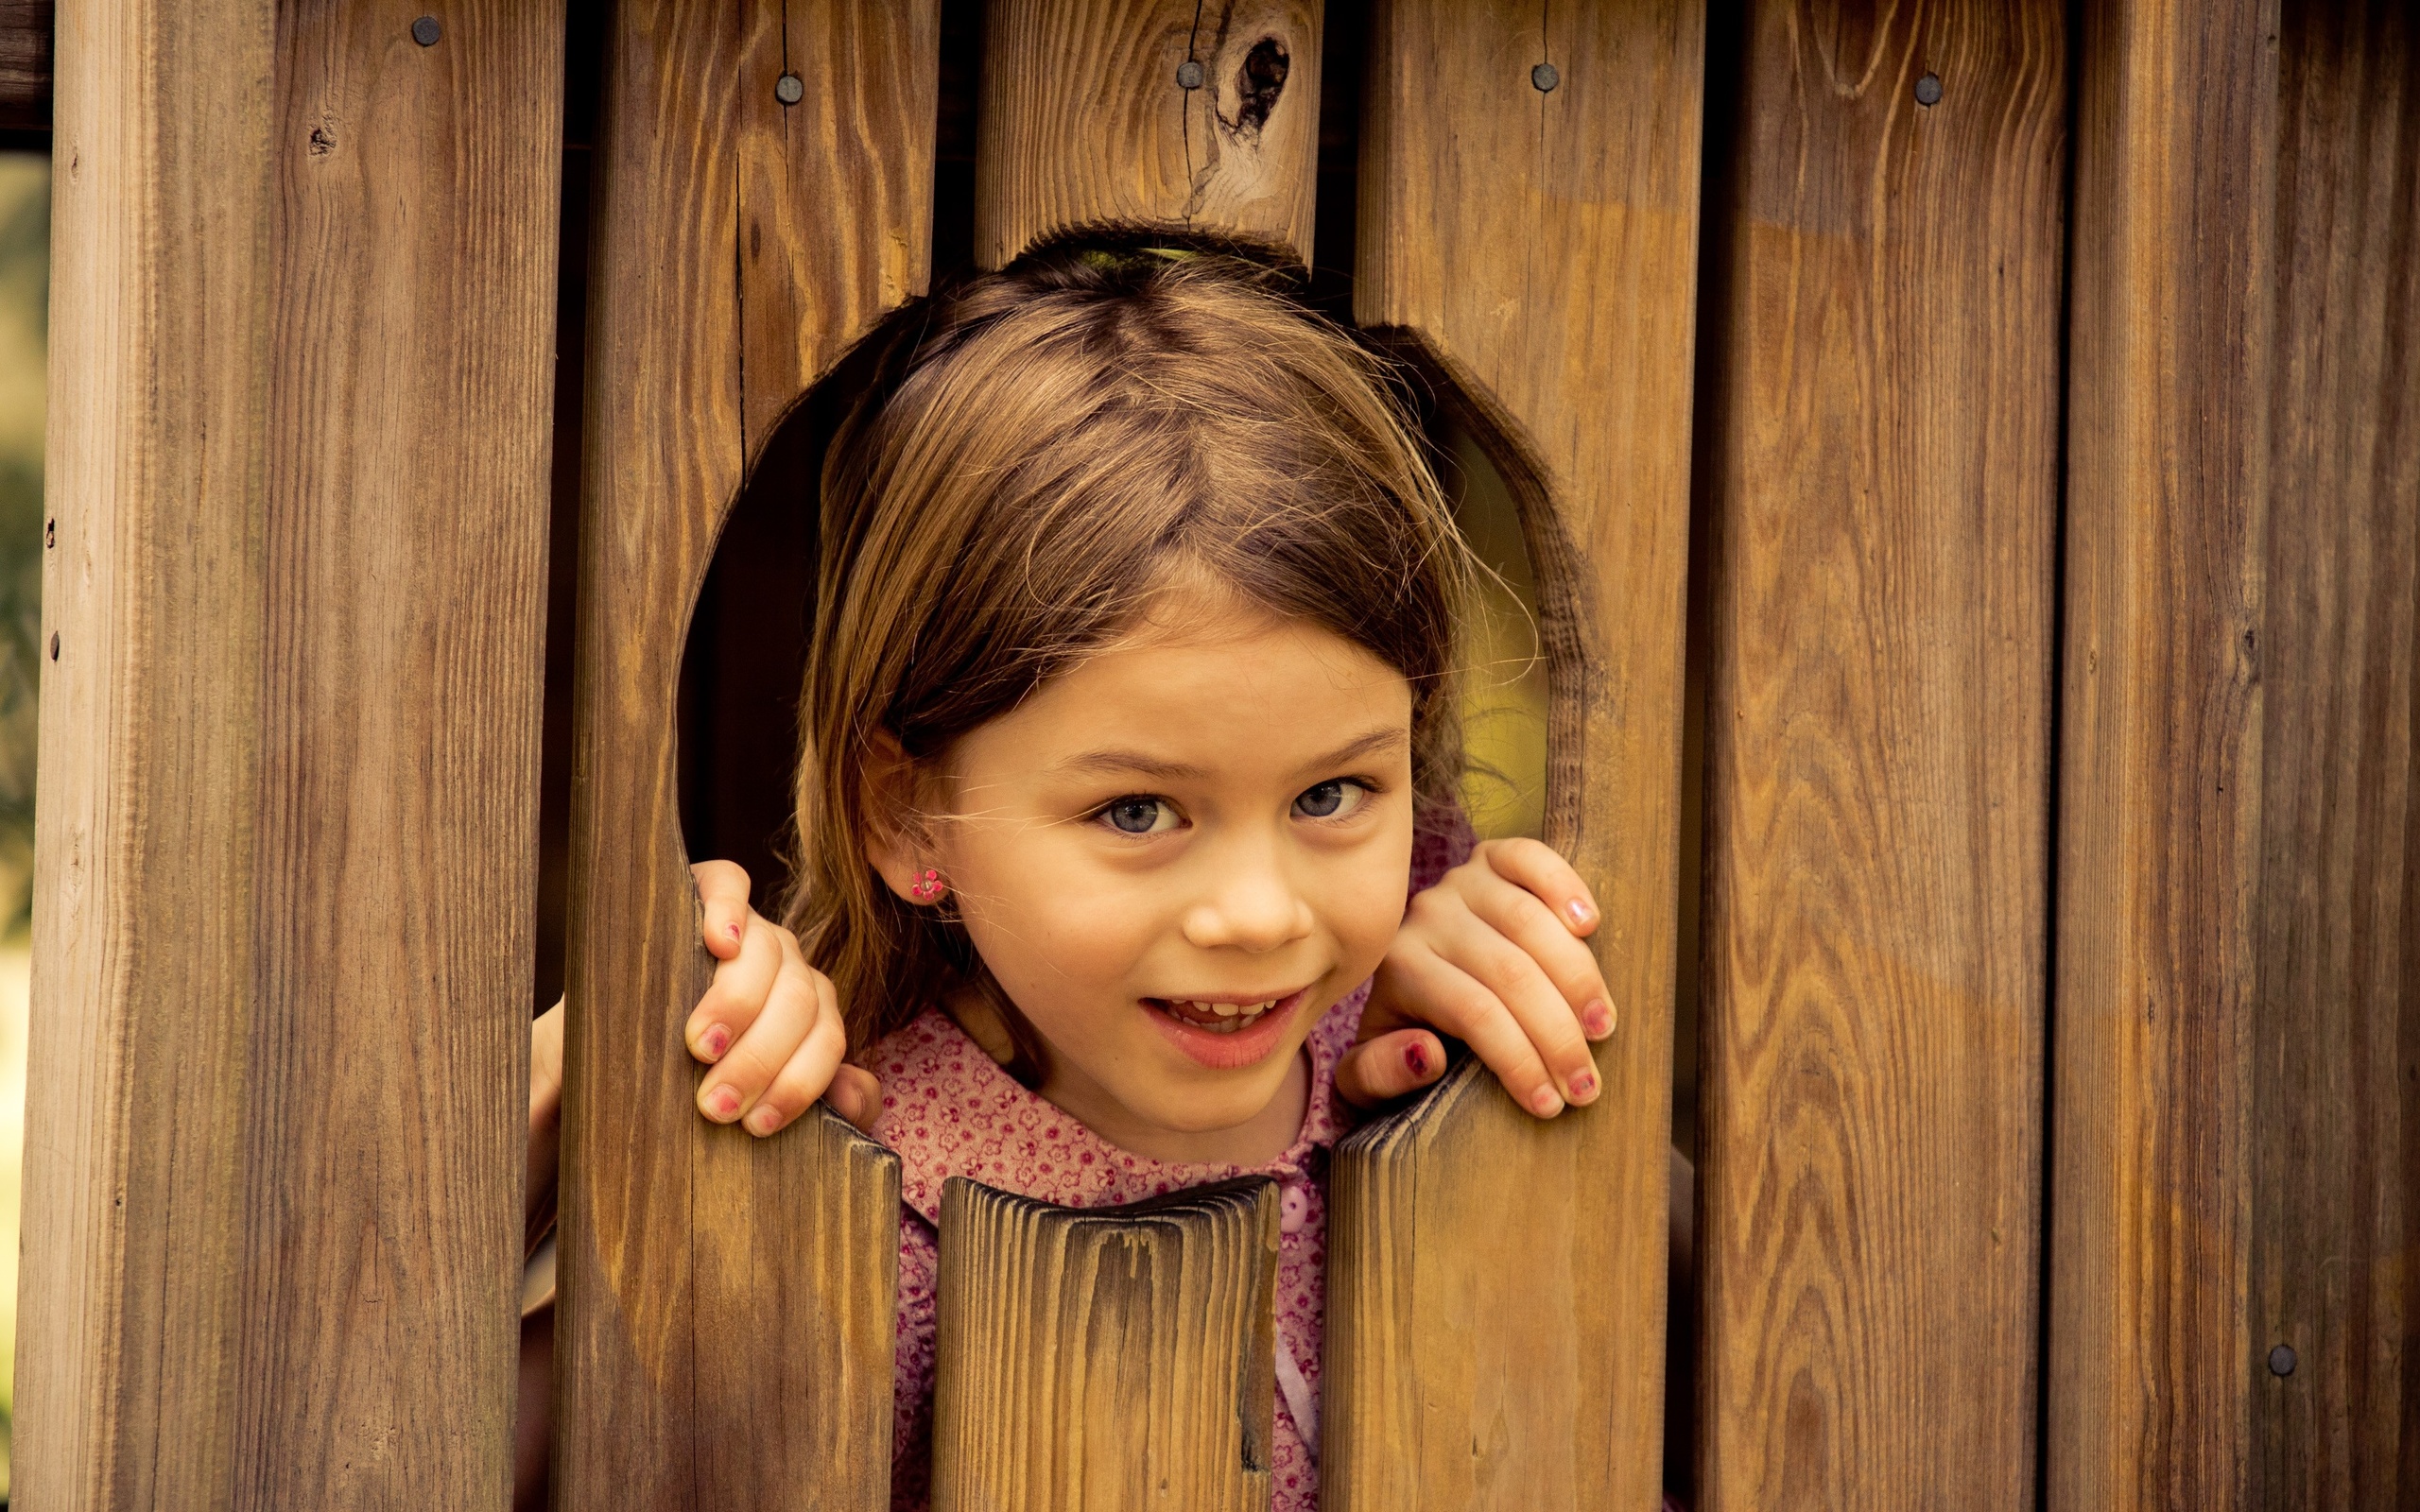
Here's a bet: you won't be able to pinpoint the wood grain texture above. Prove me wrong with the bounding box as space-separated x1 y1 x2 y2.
1333 4 1703 1507
18 1 562 1505
974 0 1321 268
2049 1 2277 1508
931 1177 1280 1512
1691 5 2066 1508
0 0 51 127
16 2 274 1503
554 3 934 1507
2250 5 2420 1506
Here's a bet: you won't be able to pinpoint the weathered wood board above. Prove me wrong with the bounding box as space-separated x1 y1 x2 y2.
1329 3 1703 1507
1692 4 2066 1506
2049 0 2277 1507
975 0 1322 267
19 0 562 1504
553 3 934 1508
931 1177 1281 1512
2250 4 2420 1506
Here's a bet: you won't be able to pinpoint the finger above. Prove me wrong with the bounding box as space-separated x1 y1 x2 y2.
1425 902 1601 1108
685 912 787 1062
1381 942 1566 1117
1476 837 1602 938
827 1064 883 1133
1461 868 1616 1040
698 936 823 1124
738 973 848 1137
691 859 756 960
1334 1027 1448 1109
529 999 566 1131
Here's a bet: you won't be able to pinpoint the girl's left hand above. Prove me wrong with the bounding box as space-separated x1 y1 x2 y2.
1337 837 1615 1118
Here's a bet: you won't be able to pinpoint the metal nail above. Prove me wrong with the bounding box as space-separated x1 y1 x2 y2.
775 73 804 106
2268 1344 2297 1377
411 15 441 46
1915 72 1943 106
1176 59 1205 90
1531 61 1560 93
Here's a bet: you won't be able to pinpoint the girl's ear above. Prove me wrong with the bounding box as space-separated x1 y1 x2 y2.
860 728 929 902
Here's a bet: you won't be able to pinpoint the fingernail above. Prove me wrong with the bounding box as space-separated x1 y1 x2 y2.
1582 1001 1614 1039
1405 1041 1431 1078
700 1024 731 1060
1530 1086 1564 1117
703 1085 740 1120
1566 899 1593 927
726 922 743 940
1568 1070 1599 1102
745 1106 783 1136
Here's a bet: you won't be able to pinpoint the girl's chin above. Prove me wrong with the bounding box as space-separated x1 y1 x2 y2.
1140 987 1312 1071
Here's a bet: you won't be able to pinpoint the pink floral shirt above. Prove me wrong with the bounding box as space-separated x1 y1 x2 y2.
867 815 1473 1510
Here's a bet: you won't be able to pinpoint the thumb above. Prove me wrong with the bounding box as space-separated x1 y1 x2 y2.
827 1064 884 1133
1335 1028 1447 1110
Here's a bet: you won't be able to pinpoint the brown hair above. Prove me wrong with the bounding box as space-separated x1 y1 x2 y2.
785 246 1476 1055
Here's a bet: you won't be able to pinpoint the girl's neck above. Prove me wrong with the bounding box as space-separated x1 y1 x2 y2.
943 989 1313 1165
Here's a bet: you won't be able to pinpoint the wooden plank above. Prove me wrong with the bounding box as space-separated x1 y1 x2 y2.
974 0 1321 268
2048 0 2277 1507
0 0 51 128
2250 5 2420 1506
15 1 274 1502
553 3 935 1508
1329 5 1703 1508
18 1 562 1505
1690 5 2066 1508
930 1177 1280 1512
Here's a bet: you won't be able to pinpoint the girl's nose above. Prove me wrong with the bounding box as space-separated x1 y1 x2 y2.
1180 862 1316 954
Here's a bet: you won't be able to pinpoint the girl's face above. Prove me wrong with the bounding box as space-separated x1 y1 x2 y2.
902 582 1416 1163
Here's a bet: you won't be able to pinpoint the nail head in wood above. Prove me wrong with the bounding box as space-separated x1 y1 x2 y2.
1176 59 1205 90
411 16 441 47
1531 61 1560 93
1915 72 1943 106
775 73 804 106
47 631 57 661
2269 1344 2297 1377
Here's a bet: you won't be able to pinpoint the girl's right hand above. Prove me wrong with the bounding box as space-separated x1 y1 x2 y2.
686 860 883 1136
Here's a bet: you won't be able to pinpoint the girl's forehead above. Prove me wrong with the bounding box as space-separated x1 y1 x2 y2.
959 601 1414 777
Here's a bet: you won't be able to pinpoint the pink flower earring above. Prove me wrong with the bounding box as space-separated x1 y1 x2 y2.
908 868 946 902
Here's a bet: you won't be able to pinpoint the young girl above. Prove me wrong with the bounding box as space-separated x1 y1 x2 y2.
527 249 1637 1509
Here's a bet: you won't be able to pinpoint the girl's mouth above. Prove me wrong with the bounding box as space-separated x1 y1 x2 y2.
1142 988 1311 1069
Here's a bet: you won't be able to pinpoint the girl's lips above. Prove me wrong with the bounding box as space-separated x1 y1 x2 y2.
1143 988 1311 1070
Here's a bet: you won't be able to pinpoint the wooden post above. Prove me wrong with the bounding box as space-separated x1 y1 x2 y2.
931 1178 1282 1511
2049 0 2277 1507
554 3 935 1508
2249 5 2420 1506
974 0 1322 268
18 0 562 1505
1329 4 1703 1507
1691 4 2066 1507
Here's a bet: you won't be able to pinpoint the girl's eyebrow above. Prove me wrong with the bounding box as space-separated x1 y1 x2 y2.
1056 726 1407 782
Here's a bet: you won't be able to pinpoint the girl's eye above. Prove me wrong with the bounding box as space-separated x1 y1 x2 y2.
1293 779 1369 820
1098 796 1177 835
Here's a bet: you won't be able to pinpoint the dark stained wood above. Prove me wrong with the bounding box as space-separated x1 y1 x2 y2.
930 1177 1280 1512
1330 4 1703 1507
0 0 49 128
1690 4 2066 1507
18 0 562 1504
2250 5 2420 1507
2049 1 2277 1508
974 0 1322 268
553 3 934 1508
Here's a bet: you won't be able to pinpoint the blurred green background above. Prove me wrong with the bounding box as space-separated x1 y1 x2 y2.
0 147 50 1500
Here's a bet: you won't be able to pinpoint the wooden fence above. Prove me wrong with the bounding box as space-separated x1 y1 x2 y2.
16 1 2418 1509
